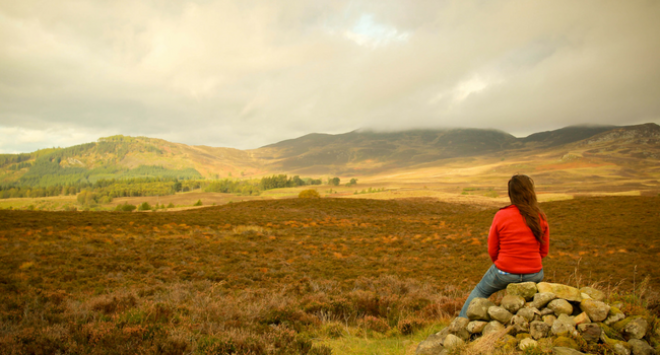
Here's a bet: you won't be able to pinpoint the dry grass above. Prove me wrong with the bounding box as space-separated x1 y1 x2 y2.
0 196 658 354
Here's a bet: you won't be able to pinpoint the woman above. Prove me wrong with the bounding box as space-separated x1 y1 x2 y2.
458 174 549 318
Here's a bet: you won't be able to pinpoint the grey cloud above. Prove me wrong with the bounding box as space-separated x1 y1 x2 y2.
0 0 658 152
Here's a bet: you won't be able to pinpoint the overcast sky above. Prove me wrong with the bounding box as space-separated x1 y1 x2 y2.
1 0 659 153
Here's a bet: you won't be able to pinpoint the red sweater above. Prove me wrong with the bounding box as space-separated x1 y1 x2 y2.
488 205 549 274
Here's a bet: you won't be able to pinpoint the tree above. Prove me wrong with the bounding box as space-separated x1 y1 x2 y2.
329 177 340 186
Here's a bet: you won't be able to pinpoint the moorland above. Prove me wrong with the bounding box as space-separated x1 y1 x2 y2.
1 196 659 354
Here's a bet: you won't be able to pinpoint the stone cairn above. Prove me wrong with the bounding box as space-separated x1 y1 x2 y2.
416 282 657 355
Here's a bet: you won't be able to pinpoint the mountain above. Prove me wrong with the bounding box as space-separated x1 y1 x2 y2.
255 128 519 173
0 123 658 188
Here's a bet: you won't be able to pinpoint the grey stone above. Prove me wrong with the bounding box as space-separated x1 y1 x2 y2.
466 320 488 334
466 297 494 321
482 320 505 336
552 314 577 336
511 314 529 334
553 347 586 355
622 317 649 340
530 320 551 340
605 306 626 325
579 287 605 301
507 282 538 301
500 294 526 314
573 312 591 325
415 339 444 355
548 299 574 316
533 292 557 309
416 328 448 355
519 338 538 350
543 314 557 326
580 299 610 322
448 317 470 340
612 342 632 355
628 339 656 355
578 323 601 343
537 282 583 302
488 306 513 324
540 308 555 316
443 334 464 350
517 307 537 322
416 327 449 353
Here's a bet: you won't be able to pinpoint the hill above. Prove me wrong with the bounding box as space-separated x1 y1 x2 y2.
0 123 658 204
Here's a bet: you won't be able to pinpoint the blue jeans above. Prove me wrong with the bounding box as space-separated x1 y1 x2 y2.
458 264 544 318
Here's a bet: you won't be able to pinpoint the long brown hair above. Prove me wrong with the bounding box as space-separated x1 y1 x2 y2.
508 174 546 244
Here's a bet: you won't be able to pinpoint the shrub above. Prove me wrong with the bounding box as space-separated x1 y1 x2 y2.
299 189 320 199
193 200 202 206
138 202 152 211
397 317 425 335
115 203 137 212
167 202 175 208
358 315 390 333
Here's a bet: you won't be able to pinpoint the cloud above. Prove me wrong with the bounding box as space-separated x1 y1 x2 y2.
0 0 658 151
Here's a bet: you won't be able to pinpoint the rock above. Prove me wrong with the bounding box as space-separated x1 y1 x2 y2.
519 338 538 350
517 307 537 322
548 299 574 316
573 312 591 325
553 347 586 355
603 336 632 355
580 287 605 301
516 333 531 341
600 322 625 340
466 298 494 321
511 315 529 334
578 323 601 343
552 314 577 336
507 282 538 301
543 314 557 326
466 320 488 334
540 308 555 316
496 335 519 352
501 294 526 314
415 339 444 355
605 306 626 325
580 299 610 322
530 321 551 339
618 317 649 340
537 282 583 302
415 328 448 355
581 293 592 300
553 336 580 350
533 292 557 309
488 306 513 324
628 339 656 355
448 317 470 340
482 320 505 336
443 334 464 350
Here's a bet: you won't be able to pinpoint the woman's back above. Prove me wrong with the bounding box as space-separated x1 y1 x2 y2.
488 205 549 274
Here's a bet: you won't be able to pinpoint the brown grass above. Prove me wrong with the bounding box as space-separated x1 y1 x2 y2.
0 196 658 354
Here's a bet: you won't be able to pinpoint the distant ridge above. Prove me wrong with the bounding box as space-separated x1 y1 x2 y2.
1 123 658 183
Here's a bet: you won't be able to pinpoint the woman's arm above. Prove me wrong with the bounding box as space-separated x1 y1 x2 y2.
488 214 501 262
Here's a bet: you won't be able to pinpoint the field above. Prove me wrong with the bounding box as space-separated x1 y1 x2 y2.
1 196 659 354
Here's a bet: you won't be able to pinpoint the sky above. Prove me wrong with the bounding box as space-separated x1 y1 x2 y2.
1 0 659 153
